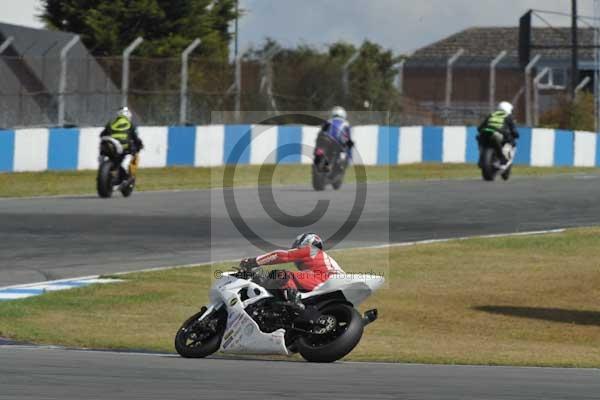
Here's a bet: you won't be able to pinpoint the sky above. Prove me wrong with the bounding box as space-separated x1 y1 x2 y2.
1 0 598 55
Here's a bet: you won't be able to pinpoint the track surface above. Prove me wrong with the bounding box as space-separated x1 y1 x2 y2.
1 346 599 400
2 174 600 399
2 174 600 286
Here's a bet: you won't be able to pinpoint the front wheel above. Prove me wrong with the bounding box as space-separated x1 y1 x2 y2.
96 161 114 198
174 307 227 358
297 303 364 363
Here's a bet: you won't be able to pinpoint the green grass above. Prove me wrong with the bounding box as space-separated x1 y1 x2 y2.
0 163 597 198
1 228 599 366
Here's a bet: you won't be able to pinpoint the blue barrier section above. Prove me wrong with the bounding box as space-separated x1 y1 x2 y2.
167 126 196 166
465 126 479 164
596 134 600 167
277 126 302 163
377 126 399 164
422 126 443 162
224 125 252 164
513 127 532 165
553 130 574 166
0 130 15 172
48 128 79 170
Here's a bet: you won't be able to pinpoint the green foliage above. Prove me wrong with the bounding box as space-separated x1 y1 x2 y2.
245 39 403 115
39 0 238 59
539 92 596 131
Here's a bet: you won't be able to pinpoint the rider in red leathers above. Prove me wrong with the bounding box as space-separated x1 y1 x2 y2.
239 233 344 307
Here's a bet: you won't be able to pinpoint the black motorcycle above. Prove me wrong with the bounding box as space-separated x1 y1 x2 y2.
96 137 135 198
312 134 349 191
478 135 515 182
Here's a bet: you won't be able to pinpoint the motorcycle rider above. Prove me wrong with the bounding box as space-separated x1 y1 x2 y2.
477 101 519 170
314 106 354 167
100 106 144 185
239 233 344 310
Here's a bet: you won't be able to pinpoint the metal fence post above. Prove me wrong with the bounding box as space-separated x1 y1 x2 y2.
0 36 14 54
234 54 242 121
445 48 464 109
180 38 201 125
122 37 144 107
342 52 360 97
58 35 80 126
533 67 550 126
525 54 541 126
489 50 507 112
574 76 591 96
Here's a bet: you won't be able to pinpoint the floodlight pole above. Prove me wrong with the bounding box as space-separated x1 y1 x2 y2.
342 52 360 97
58 35 80 126
445 48 464 109
122 37 144 107
395 59 406 95
0 36 14 54
533 67 550 126
525 54 541 126
489 50 507 112
571 0 579 98
180 38 201 125
234 54 242 121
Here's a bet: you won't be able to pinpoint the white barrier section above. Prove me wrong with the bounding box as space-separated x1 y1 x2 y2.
78 127 101 170
398 126 422 164
352 125 378 165
195 125 224 167
530 128 555 167
250 125 278 164
443 126 467 163
13 129 49 172
574 131 597 167
138 126 168 168
301 126 320 164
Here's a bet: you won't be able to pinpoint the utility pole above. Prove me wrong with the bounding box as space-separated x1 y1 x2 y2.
234 0 239 59
571 0 578 98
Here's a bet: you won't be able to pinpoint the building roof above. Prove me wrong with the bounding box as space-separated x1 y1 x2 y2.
408 26 597 68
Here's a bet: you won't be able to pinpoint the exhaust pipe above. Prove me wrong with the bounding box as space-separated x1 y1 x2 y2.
362 309 378 326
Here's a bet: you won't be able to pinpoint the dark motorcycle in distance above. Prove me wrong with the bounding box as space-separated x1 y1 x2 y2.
96 137 135 198
312 134 349 191
479 136 515 182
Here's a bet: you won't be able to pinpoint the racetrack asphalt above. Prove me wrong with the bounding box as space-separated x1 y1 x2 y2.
2 173 600 399
2 174 600 286
1 345 599 400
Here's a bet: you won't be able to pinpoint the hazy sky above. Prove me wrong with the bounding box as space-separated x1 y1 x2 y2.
1 0 597 55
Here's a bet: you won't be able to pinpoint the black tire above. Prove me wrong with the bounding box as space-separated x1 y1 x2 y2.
297 303 364 363
481 147 497 182
174 307 227 358
312 166 326 191
501 164 512 181
331 175 343 190
96 161 114 198
120 179 135 197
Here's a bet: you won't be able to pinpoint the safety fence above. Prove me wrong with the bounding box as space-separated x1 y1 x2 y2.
0 125 598 173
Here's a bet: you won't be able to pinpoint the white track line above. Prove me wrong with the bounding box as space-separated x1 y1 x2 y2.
0 228 566 292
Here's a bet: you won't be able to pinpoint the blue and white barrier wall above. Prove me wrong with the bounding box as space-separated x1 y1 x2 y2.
0 125 599 172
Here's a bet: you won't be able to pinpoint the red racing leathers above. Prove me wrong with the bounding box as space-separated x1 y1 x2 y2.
256 245 344 291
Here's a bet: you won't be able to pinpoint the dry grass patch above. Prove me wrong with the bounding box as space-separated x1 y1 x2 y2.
1 228 599 366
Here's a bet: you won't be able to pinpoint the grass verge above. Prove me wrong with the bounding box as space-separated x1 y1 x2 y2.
1 228 599 366
0 163 597 198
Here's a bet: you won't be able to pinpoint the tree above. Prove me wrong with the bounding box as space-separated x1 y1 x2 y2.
40 0 238 59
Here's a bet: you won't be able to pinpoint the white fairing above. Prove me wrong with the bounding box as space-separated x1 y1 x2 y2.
211 272 288 355
301 274 385 306
205 271 383 356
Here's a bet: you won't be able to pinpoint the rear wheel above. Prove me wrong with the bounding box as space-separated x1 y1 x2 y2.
312 165 326 191
481 147 497 182
297 303 363 363
501 164 512 181
175 307 227 358
96 161 114 198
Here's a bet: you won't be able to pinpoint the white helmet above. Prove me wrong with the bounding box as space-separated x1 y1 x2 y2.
117 106 132 119
498 101 513 115
331 106 347 120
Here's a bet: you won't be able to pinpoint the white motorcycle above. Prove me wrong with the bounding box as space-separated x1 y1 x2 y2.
174 266 383 362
